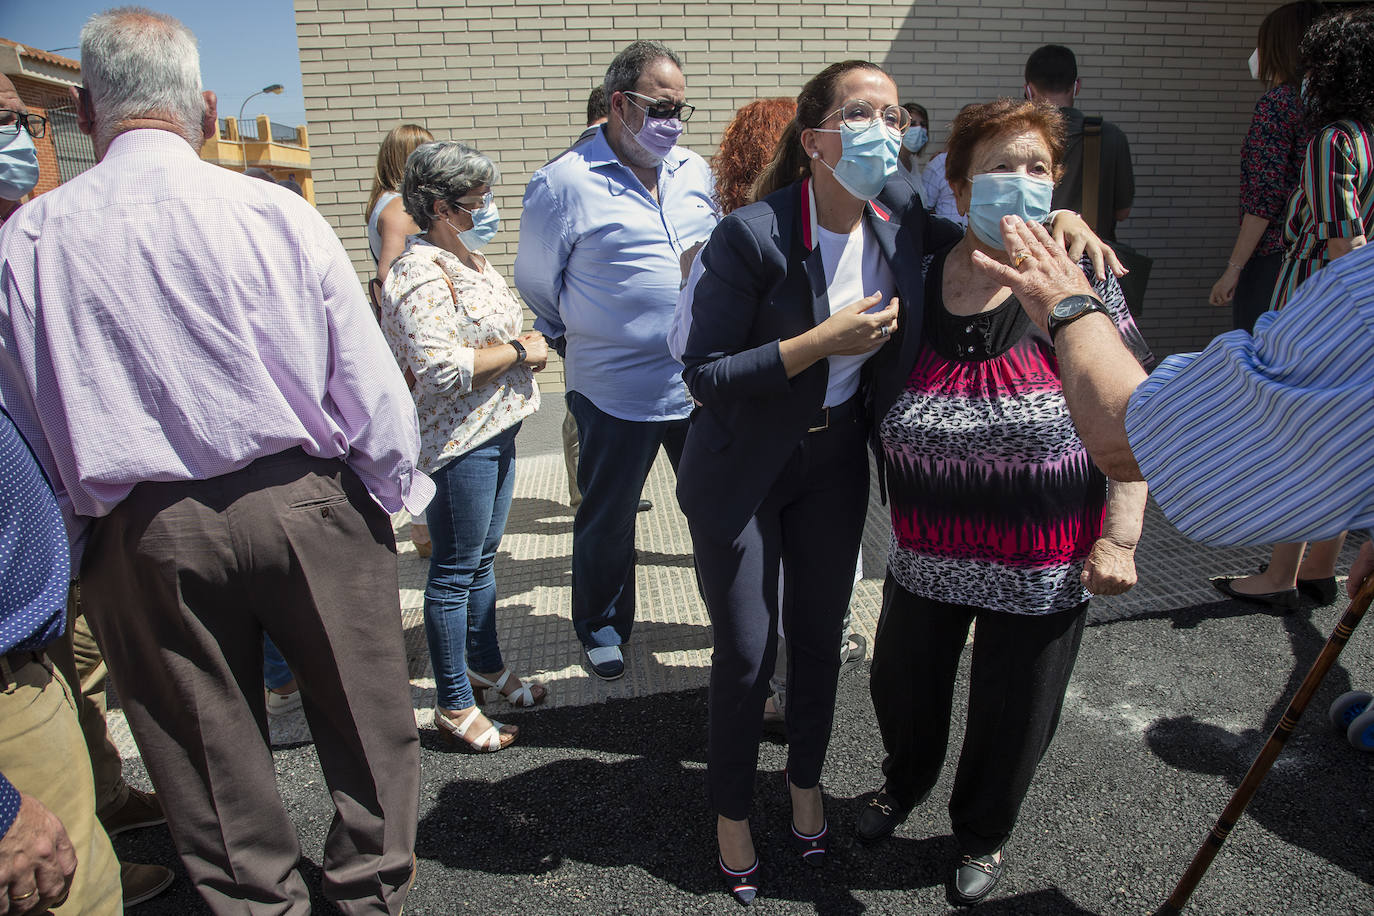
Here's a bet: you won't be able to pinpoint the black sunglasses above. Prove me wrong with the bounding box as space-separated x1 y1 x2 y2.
623 91 695 123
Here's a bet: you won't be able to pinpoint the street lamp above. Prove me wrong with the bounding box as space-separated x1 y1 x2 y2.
238 83 285 129
236 84 284 170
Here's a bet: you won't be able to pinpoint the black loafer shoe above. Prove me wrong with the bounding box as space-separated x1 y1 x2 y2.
1212 577 1300 613
1257 564 1339 605
948 849 1004 907
855 788 912 844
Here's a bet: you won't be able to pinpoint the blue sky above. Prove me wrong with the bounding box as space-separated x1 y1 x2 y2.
0 1 308 126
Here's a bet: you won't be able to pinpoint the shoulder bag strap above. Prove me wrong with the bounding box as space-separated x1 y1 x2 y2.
1081 116 1103 234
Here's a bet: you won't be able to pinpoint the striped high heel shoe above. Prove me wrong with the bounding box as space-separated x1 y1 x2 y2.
718 855 760 906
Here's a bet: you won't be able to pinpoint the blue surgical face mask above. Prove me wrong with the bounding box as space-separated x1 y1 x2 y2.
813 120 900 201
0 128 39 201
901 124 928 155
448 200 500 251
967 172 1054 249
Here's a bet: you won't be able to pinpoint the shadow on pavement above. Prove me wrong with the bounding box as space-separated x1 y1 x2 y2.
1143 603 1372 884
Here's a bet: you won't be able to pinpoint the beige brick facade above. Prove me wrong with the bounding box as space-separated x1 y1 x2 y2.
296 0 1291 385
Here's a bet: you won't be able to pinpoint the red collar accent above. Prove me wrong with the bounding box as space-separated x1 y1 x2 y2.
801 177 816 251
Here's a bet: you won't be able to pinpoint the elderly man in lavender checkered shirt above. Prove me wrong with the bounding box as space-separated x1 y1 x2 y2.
0 8 432 914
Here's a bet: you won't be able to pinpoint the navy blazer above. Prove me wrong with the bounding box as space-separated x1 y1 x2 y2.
676 173 955 543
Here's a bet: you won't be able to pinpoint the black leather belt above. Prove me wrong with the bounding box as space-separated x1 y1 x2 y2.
0 650 43 688
807 395 862 433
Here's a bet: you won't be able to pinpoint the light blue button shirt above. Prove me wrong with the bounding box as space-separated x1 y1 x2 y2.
1125 242 1374 546
514 127 718 422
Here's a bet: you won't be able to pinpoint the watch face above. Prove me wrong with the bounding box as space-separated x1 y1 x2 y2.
1052 295 1090 320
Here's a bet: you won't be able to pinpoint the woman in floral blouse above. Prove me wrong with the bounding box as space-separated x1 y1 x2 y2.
1208 1 1324 332
381 141 548 752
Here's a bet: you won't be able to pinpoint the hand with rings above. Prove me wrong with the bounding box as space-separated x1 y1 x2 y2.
815 293 900 357
1013 250 1031 268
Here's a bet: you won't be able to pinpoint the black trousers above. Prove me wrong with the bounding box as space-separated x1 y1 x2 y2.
690 410 868 820
1233 250 1284 333
869 574 1088 856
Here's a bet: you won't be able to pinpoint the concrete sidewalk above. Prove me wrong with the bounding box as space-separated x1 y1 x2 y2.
109 398 1374 913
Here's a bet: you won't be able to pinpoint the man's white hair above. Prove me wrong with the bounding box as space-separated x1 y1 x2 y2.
80 6 205 149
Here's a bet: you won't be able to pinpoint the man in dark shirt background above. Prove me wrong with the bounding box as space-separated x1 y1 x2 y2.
1025 44 1135 241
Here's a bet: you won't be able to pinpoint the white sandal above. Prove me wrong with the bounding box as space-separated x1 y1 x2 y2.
433 706 516 753
467 668 547 708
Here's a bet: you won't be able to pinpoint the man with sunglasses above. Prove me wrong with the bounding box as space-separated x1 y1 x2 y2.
516 40 718 681
0 74 43 225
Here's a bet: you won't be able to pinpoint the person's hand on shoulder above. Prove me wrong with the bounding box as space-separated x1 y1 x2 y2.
0 794 78 914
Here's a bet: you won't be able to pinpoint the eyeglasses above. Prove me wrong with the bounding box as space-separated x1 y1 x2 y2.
454 189 494 212
0 109 48 139
623 91 696 123
818 99 910 135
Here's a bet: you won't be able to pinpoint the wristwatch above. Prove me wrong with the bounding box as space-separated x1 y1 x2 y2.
508 338 527 364
1047 294 1111 343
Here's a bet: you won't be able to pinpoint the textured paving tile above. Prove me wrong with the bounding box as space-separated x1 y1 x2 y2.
106 444 1366 760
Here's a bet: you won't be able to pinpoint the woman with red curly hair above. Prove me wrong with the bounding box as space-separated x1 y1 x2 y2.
712 97 797 214
856 99 1152 905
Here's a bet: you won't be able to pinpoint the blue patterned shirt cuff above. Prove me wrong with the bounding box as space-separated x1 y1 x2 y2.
0 773 20 839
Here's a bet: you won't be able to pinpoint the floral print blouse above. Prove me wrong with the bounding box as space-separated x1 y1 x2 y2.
380 236 539 472
1239 84 1312 257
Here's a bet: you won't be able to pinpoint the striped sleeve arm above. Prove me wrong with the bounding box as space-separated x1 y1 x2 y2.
1310 125 1364 240
1125 251 1374 546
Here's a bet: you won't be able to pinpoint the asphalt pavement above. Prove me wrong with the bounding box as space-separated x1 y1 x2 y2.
109 397 1374 914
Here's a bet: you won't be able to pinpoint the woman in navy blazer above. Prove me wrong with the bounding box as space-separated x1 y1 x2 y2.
677 62 1116 903
677 60 942 904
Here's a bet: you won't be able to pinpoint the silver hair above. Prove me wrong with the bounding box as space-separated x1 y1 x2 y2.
401 141 498 232
603 40 683 100
80 7 205 149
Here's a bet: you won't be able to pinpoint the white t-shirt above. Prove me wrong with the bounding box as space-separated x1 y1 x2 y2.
367 190 401 265
817 218 894 407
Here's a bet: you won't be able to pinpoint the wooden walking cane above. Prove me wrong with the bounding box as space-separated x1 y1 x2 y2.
1155 573 1374 915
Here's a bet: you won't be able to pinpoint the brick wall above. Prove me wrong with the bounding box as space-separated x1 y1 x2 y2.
12 75 74 198
295 0 1279 383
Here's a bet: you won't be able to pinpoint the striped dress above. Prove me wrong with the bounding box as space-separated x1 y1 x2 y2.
879 246 1152 615
1271 118 1374 309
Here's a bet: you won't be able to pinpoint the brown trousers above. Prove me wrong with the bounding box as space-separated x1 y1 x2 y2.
80 451 419 915
48 591 127 819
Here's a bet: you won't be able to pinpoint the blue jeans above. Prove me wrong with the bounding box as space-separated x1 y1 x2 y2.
566 391 687 649
262 634 294 690
424 424 519 710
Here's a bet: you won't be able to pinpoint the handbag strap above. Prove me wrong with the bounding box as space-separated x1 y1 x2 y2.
1081 116 1103 234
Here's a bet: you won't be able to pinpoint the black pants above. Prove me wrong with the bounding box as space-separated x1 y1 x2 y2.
869 575 1087 856
1233 250 1284 333
690 410 867 820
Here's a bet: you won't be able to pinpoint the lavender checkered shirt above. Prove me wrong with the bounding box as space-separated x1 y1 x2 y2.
0 129 433 555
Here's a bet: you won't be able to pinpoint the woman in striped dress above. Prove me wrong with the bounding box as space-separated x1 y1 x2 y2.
1213 8 1374 612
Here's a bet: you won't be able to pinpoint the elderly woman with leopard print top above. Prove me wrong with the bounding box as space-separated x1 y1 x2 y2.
855 99 1153 907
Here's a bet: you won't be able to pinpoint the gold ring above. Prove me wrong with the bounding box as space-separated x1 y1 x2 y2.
9 888 37 901
1013 251 1030 267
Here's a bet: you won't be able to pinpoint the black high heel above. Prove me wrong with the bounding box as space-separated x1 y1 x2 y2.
784 769 829 867
718 856 759 906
